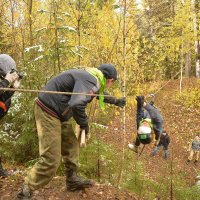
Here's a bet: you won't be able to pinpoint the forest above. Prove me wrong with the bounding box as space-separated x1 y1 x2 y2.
0 0 200 199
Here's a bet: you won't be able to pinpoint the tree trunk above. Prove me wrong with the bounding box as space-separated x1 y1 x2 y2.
52 0 60 72
10 0 16 56
192 0 200 78
28 0 33 47
185 50 191 77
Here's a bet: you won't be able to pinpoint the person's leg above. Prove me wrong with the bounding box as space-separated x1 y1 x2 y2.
17 104 62 199
196 151 199 161
164 150 168 160
194 151 199 165
150 145 161 157
61 120 93 191
128 97 144 152
153 123 162 142
188 149 194 161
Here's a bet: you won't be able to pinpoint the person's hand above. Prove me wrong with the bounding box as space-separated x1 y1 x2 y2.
13 80 21 88
115 97 126 108
5 71 19 84
80 124 89 135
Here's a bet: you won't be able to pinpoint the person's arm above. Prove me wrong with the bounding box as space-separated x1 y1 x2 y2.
154 128 161 141
0 79 15 101
1 89 14 101
68 81 97 134
97 92 126 108
0 71 19 95
188 142 192 151
0 79 10 95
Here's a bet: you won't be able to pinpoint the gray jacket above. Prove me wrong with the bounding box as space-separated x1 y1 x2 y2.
38 69 116 127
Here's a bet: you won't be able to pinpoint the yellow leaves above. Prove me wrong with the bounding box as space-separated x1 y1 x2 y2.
115 110 120 116
13 11 20 21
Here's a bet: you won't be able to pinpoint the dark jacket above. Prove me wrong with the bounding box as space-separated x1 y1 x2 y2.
158 133 170 150
0 79 14 119
37 68 116 127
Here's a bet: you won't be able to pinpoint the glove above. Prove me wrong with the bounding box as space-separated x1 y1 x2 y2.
115 97 126 108
5 71 19 84
13 79 21 88
80 124 89 135
136 96 145 108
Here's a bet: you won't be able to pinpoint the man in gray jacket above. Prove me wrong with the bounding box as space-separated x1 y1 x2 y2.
17 64 126 199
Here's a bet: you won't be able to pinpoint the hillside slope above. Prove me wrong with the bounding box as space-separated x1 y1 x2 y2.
0 78 199 200
101 78 200 197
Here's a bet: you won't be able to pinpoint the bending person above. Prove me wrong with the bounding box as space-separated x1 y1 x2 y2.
16 64 126 199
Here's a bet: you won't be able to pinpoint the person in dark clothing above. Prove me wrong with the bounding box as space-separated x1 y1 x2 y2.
16 64 126 199
150 130 170 159
0 54 21 177
128 96 163 153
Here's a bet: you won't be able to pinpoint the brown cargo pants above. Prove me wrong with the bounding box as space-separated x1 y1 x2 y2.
24 104 79 190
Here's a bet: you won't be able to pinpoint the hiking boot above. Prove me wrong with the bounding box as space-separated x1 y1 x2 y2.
0 168 8 177
66 169 93 191
186 159 190 165
194 160 198 166
150 152 155 157
16 184 32 200
128 143 138 153
0 163 8 178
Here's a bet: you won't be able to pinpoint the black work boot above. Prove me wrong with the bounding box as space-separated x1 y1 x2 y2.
0 161 8 178
194 160 198 166
136 96 145 108
16 184 32 200
66 168 93 191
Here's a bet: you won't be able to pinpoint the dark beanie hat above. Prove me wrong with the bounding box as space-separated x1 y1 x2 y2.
98 64 117 80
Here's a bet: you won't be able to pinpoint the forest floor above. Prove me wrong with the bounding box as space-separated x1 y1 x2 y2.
0 78 200 200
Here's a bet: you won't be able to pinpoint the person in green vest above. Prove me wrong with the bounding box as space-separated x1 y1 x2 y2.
16 64 126 199
128 96 163 153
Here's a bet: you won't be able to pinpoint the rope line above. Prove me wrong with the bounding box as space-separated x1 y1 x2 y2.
153 70 181 95
0 87 112 97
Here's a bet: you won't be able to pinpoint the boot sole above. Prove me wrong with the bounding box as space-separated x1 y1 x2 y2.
67 183 93 191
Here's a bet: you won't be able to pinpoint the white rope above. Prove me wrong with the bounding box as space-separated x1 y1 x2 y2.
0 87 111 97
153 70 182 96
